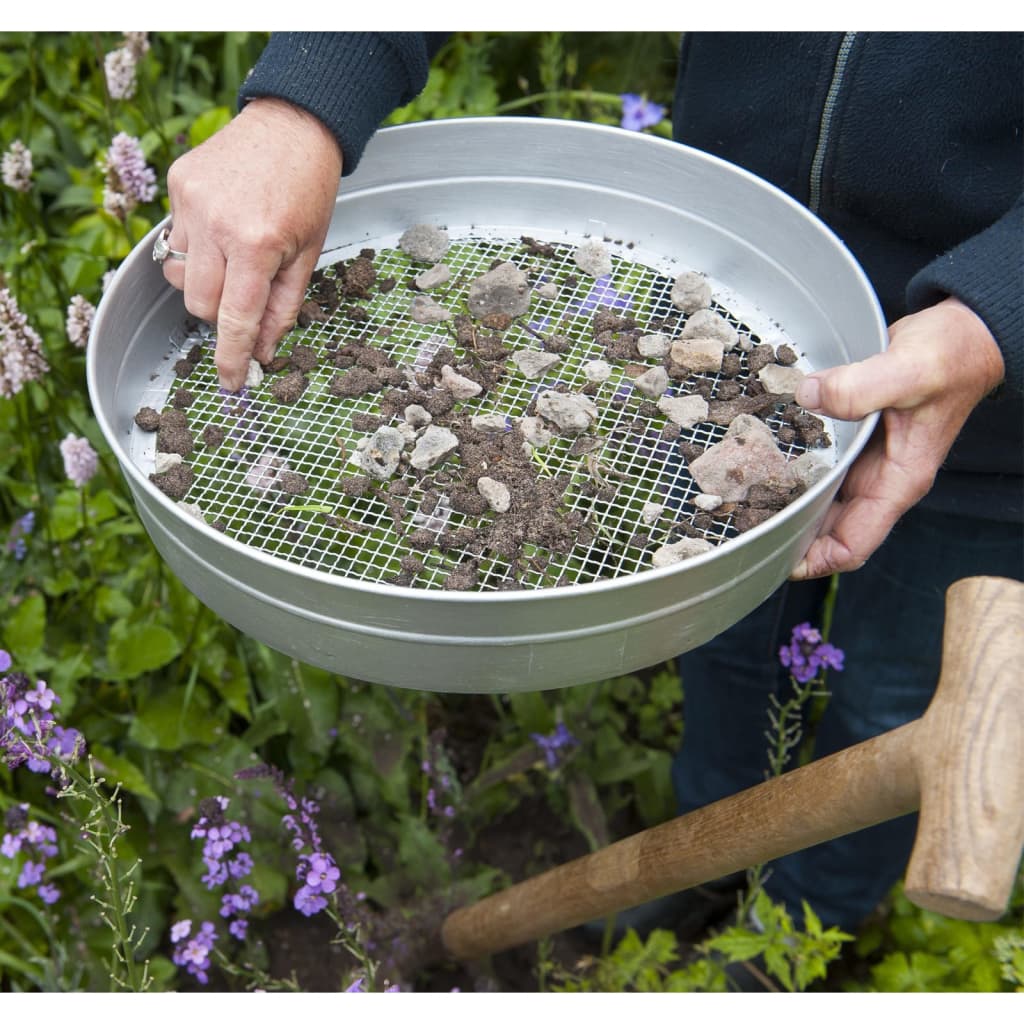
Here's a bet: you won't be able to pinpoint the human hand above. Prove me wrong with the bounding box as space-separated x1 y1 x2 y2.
161 98 343 391
790 296 1006 580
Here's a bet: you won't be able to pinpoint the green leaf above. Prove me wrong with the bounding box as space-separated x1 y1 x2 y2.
188 105 231 147
704 927 770 962
127 682 227 751
107 621 182 680
90 743 159 803
3 592 46 655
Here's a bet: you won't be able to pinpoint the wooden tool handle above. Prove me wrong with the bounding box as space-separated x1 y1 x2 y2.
905 575 1024 920
441 724 922 960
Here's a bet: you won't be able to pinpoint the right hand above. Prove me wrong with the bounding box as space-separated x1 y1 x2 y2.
161 97 343 391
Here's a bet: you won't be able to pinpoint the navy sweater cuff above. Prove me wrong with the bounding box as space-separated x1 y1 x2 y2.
906 194 1024 398
237 32 442 176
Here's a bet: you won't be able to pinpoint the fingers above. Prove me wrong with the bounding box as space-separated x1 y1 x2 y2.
252 254 320 365
214 250 283 391
795 347 931 420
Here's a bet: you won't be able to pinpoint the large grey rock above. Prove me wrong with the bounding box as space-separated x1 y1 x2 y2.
399 223 450 262
467 262 531 319
535 391 598 434
689 414 798 502
359 427 406 480
671 271 712 313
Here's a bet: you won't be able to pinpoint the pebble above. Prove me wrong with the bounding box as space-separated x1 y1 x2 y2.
573 239 613 278
440 364 483 399
359 426 406 480
657 393 709 428
535 391 598 434
641 501 664 525
680 308 739 350
652 537 715 567
477 476 511 513
470 413 511 434
414 263 451 290
154 452 183 474
671 271 713 313
245 358 264 388
583 359 612 382
512 349 561 379
409 294 452 324
758 363 806 399
410 425 459 471
535 281 559 300
689 414 798 502
468 262 531 319
399 223 450 262
637 333 671 358
519 415 553 449
670 337 725 374
404 403 433 428
693 493 723 512
633 365 670 399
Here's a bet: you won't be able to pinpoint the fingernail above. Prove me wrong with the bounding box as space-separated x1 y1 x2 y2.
790 559 809 581
796 376 822 411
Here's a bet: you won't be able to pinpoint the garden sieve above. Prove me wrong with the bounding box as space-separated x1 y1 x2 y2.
87 118 886 693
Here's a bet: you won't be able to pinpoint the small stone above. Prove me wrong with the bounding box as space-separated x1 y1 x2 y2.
651 537 715 567
758 363 806 400
404 403 433 428
693 493 723 512
573 239 612 277
681 308 739 350
409 294 452 324
641 502 664 525
176 501 206 523
671 271 712 313
535 281 559 300
512 349 561 379
519 415 553 448
399 223 450 262
670 337 725 374
535 391 598 433
477 476 511 513
440 363 483 400
467 262 531 319
657 393 709 428
637 333 671 358
154 452 183 474
414 263 451 290
634 365 670 399
583 359 612 383
790 451 832 490
410 425 459 471
471 413 511 434
245 359 264 388
359 427 406 480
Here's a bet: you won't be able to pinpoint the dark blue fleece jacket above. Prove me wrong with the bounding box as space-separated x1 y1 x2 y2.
239 31 1023 523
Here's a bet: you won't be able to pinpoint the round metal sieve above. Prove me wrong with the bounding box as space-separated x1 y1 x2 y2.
88 118 886 692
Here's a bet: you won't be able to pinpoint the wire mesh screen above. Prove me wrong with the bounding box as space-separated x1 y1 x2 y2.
130 230 833 592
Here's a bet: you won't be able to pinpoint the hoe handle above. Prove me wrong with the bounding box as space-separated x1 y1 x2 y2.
441 575 1024 961
904 575 1024 920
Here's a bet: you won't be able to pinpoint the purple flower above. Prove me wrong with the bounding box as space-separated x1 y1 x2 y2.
779 622 846 683
4 513 33 561
303 852 341 894
573 275 633 316
345 977 365 993
37 883 60 905
172 921 218 985
17 860 44 888
0 649 10 673
101 132 157 220
1 832 22 857
620 93 666 132
531 722 578 770
228 918 248 941
294 885 328 917
59 434 99 488
170 919 192 943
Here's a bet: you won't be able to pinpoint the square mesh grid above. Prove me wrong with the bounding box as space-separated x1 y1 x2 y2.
136 231 832 592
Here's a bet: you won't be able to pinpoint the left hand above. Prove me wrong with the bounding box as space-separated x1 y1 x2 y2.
790 296 1006 580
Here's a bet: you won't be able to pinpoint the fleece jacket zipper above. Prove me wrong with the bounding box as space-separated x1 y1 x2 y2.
808 32 858 214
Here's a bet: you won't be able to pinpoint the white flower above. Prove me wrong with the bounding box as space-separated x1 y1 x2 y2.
59 433 99 488
1 139 33 193
0 287 49 398
65 295 96 349
104 46 137 100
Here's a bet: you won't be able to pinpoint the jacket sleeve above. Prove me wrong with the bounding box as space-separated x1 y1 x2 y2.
905 193 1023 398
237 32 449 176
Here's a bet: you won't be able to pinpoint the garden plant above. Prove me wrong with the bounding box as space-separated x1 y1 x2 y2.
1 31 1022 994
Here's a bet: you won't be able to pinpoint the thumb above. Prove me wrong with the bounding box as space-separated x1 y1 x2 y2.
795 349 918 421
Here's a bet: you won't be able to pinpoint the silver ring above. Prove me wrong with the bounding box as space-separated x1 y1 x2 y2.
153 225 187 264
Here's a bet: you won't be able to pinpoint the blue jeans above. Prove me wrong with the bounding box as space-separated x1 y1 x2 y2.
671 503 1024 931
